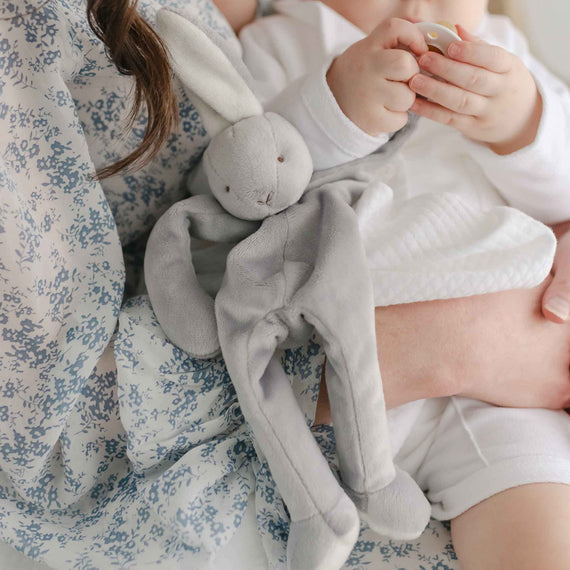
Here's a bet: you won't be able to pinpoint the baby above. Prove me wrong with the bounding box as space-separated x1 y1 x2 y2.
237 0 570 568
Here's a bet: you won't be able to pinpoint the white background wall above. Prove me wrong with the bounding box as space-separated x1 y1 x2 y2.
495 0 570 83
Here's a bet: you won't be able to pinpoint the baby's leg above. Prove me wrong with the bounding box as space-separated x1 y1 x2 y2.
451 483 570 570
399 397 570 569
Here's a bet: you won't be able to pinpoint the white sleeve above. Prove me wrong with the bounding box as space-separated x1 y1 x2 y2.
239 21 388 170
464 15 570 224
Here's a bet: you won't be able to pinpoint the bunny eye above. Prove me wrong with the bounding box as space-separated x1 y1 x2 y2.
225 186 230 192
277 156 285 163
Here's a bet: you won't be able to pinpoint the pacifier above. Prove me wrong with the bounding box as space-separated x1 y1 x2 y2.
416 22 461 56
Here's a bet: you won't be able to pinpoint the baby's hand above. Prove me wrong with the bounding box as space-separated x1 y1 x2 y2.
409 25 542 154
326 18 428 136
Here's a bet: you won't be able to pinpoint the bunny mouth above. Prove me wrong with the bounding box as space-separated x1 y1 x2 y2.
257 192 274 207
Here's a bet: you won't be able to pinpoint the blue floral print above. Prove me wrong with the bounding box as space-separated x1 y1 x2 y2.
0 0 458 567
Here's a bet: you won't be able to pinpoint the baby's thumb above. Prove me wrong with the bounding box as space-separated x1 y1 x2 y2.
542 247 570 323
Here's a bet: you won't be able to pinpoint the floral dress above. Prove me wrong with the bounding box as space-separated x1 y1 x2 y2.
0 0 456 567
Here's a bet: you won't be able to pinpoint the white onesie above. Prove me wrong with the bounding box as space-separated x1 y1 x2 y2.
239 0 570 520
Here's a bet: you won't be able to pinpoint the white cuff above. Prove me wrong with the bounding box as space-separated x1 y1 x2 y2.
464 76 570 224
268 62 389 171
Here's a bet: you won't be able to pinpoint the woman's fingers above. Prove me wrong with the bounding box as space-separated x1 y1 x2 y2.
418 52 500 96
542 229 570 323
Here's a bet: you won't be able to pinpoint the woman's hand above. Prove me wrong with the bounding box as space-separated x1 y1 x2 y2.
542 221 570 323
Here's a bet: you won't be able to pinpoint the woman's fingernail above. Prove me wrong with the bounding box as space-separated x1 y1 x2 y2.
545 296 570 321
448 42 459 56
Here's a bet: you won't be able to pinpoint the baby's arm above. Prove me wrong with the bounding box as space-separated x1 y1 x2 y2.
409 17 570 225
239 17 427 170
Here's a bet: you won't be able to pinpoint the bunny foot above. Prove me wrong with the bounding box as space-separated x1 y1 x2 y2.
348 467 431 540
286 492 360 570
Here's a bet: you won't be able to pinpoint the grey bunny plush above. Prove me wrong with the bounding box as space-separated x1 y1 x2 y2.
145 7 430 570
146 7 312 357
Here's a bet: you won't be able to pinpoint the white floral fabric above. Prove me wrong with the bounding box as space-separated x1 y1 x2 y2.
0 0 458 568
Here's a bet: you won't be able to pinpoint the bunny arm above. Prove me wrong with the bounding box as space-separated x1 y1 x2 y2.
144 194 259 359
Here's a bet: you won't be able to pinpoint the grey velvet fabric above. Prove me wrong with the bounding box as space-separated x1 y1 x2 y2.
145 194 259 358
203 112 314 220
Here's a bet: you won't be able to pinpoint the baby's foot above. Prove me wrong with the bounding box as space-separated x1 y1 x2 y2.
286 492 360 570
348 467 431 540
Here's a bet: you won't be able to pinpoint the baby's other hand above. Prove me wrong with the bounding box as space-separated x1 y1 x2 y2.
409 25 542 155
327 18 428 136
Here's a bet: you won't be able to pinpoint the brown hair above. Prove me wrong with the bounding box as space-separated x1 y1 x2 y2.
87 0 179 179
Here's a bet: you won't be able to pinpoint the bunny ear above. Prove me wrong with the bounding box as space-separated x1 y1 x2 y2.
156 8 263 138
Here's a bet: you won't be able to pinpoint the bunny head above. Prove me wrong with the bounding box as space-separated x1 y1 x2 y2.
204 112 312 220
156 8 313 221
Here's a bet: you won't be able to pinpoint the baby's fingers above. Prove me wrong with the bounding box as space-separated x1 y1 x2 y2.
370 17 428 56
378 109 410 133
378 49 420 82
383 80 416 112
409 73 487 116
410 97 474 131
418 52 500 97
455 24 485 44
447 35 513 74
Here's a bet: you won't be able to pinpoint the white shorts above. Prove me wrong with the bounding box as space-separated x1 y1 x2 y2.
389 397 570 520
